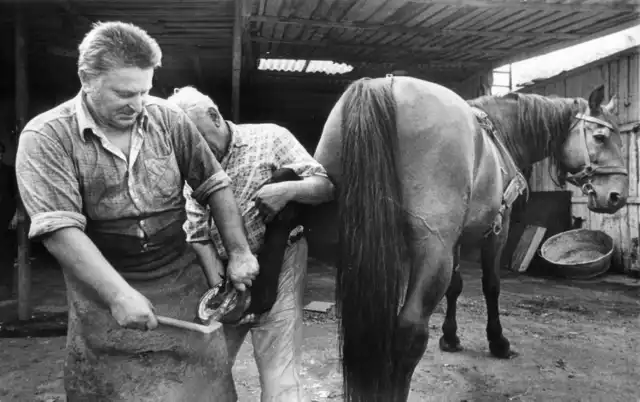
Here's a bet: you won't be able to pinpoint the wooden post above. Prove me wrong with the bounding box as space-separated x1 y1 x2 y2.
231 0 246 122
15 3 31 321
241 0 255 81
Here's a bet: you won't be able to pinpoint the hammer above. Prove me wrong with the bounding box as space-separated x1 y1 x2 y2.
152 280 245 333
156 315 221 334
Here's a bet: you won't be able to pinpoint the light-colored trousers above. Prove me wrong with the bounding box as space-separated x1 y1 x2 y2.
224 238 309 402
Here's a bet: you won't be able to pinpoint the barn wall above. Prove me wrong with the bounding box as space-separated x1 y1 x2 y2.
242 70 488 154
452 69 494 100
241 76 347 153
518 46 640 273
0 92 66 167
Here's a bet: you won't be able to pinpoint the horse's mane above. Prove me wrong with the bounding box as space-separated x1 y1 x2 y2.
468 92 586 186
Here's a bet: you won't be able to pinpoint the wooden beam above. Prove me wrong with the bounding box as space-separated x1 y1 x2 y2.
251 36 511 57
491 16 640 68
252 70 462 87
242 0 255 77
249 15 581 40
410 0 640 12
231 0 245 122
14 3 31 322
46 42 233 59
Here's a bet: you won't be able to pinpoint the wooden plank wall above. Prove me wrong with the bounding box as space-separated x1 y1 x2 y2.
454 69 494 100
241 76 347 153
519 47 640 273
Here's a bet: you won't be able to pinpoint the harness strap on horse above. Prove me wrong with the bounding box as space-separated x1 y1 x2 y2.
565 113 628 195
472 107 529 237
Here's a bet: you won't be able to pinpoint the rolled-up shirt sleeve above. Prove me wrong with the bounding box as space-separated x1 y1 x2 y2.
182 183 212 243
272 125 328 178
170 109 232 205
15 129 86 239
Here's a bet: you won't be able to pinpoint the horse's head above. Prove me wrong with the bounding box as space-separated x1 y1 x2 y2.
560 85 628 214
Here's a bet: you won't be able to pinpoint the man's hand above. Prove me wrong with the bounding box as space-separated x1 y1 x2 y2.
226 250 259 292
109 289 158 331
255 182 293 223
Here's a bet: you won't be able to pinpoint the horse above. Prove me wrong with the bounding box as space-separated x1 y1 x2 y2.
312 76 628 402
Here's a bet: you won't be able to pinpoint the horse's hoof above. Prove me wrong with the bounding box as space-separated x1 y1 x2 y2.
489 338 517 359
439 335 463 353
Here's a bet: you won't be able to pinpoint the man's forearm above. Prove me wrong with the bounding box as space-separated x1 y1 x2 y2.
43 227 134 307
286 175 335 205
206 186 251 255
191 240 225 287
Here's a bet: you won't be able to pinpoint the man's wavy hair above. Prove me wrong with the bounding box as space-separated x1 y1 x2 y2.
78 21 162 79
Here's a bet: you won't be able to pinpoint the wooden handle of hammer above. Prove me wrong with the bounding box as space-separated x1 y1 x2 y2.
156 315 221 334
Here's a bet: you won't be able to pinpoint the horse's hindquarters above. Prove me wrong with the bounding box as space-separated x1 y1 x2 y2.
392 78 476 242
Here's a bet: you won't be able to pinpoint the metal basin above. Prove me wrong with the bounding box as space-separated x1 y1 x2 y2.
539 228 614 279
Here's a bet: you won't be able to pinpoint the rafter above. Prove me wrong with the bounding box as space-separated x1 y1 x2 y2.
410 0 640 12
252 36 514 57
250 71 463 88
249 15 581 40
492 16 640 67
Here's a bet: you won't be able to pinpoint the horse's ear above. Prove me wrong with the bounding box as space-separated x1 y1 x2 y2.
588 85 605 112
603 93 618 115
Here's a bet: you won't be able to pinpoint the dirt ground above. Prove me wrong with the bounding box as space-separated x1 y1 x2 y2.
0 256 639 402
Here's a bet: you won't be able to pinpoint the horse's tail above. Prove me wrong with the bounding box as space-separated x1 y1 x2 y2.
337 77 412 401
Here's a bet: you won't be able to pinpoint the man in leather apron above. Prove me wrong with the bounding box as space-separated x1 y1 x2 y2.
15 21 258 401
168 86 334 401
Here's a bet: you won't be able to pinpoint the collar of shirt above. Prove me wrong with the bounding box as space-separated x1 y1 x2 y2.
220 121 249 168
74 90 150 142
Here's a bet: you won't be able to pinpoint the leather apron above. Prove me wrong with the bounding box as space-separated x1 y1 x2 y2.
63 209 236 401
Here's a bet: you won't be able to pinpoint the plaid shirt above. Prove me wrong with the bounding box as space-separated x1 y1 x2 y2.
183 121 327 259
16 91 231 240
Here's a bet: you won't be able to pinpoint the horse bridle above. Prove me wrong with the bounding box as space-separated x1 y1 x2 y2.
564 112 628 196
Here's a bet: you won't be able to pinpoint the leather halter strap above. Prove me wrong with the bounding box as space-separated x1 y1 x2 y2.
575 113 614 130
565 113 628 195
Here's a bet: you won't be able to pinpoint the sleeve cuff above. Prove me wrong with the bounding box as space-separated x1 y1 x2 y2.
29 211 87 239
191 170 232 206
281 162 328 178
186 233 212 243
183 223 212 243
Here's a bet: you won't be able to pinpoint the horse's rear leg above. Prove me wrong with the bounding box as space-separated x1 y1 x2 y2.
481 216 517 359
394 236 454 401
439 244 463 352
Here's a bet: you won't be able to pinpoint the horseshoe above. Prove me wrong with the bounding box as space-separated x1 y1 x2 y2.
196 281 251 325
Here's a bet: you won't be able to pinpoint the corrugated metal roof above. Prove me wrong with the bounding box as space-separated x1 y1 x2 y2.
306 60 353 75
257 58 354 75
251 0 640 84
258 58 306 72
